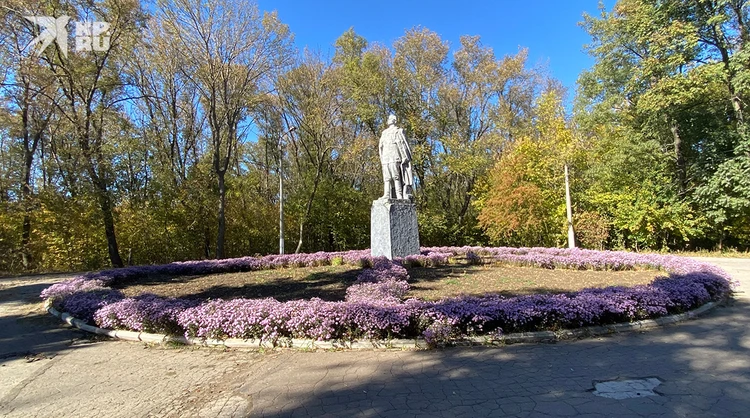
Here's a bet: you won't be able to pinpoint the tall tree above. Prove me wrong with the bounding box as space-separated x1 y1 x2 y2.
20 0 147 268
0 3 59 269
578 0 750 249
158 0 293 258
277 54 341 253
478 91 578 247
390 27 449 196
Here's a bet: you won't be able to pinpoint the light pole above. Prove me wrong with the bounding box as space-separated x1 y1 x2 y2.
279 126 296 255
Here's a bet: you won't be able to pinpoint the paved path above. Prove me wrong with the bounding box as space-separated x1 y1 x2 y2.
0 258 748 417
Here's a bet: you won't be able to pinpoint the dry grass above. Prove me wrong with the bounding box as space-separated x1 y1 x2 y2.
114 263 661 302
406 265 658 301
115 265 361 301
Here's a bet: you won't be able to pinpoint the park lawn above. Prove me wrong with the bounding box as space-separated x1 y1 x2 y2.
406 265 657 301
114 264 362 302
115 263 659 302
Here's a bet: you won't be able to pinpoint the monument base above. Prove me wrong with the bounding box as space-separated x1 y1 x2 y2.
371 198 420 259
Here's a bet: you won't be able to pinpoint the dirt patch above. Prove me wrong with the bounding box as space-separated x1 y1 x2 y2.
406 265 659 300
114 265 362 301
113 264 660 302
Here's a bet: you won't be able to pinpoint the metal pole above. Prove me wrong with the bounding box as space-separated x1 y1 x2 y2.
279 126 295 255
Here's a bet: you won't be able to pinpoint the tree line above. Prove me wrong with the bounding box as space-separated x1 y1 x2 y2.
1 0 748 273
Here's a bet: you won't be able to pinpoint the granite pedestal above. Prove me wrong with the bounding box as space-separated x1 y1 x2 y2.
371 198 420 259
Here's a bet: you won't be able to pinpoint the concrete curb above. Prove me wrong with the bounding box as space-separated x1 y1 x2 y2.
45 298 725 351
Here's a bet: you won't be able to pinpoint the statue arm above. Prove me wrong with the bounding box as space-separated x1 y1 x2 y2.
396 129 412 161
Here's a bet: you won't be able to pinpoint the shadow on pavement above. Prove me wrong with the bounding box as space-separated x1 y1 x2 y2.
0 282 54 305
0 273 86 364
247 298 750 417
0 313 87 364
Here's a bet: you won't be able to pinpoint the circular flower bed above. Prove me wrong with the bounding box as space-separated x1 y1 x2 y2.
41 247 735 347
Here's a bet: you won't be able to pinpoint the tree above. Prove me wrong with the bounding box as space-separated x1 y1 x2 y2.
158 0 293 258
9 0 146 268
478 91 578 247
435 40 544 244
276 54 342 253
124 10 214 263
0 3 59 269
390 27 449 197
333 28 390 135
578 0 750 249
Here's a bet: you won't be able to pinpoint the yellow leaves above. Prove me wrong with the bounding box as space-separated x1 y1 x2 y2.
453 35 499 86
261 10 290 39
479 143 551 245
393 27 449 89
526 90 577 170
477 88 580 246
32 192 108 271
497 48 529 81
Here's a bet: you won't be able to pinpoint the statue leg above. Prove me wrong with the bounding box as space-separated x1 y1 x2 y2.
381 165 390 199
394 179 403 199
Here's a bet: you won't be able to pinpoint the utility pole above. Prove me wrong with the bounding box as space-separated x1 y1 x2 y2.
564 163 575 248
279 126 296 254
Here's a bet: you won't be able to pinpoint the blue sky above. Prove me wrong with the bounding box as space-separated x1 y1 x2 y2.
256 0 616 96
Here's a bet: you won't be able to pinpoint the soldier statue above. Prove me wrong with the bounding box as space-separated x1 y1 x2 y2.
379 114 414 200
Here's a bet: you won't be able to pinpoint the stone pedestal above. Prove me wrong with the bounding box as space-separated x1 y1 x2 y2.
371 199 420 259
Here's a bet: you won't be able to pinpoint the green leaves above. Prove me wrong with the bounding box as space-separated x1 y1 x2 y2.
696 155 750 228
576 0 750 250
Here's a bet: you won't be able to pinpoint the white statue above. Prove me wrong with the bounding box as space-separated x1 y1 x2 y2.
379 114 414 200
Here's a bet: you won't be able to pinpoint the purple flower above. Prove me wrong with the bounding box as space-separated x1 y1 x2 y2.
422 318 455 347
94 294 199 334
40 246 735 344
41 278 109 301
59 289 124 323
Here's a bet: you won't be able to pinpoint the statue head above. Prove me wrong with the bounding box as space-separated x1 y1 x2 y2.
387 114 397 126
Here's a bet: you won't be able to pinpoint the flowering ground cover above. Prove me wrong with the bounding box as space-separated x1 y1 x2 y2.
41 247 735 347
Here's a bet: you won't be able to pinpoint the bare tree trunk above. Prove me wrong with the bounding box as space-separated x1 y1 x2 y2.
456 177 475 226
21 148 33 270
20 103 34 270
217 171 226 259
295 223 304 254
295 165 322 254
94 179 124 268
80 119 124 269
204 227 211 259
19 84 47 270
